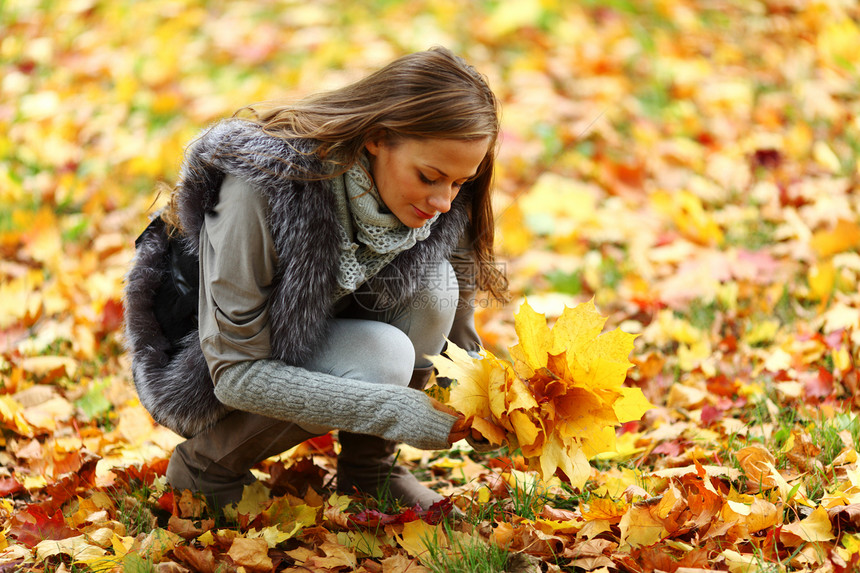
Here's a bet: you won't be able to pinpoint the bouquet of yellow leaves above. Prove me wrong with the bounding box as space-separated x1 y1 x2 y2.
430 300 653 488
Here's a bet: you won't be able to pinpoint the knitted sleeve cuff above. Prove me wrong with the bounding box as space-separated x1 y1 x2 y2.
214 360 456 451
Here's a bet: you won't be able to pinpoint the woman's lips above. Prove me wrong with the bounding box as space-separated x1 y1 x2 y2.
413 206 435 219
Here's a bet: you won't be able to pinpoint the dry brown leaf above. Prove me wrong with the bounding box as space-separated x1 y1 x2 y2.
172 545 218 573
309 537 358 570
167 515 215 540
733 444 777 491
381 553 431 572
177 489 207 519
744 497 781 534
227 537 273 571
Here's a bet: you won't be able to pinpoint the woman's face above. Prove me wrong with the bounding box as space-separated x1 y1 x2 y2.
365 136 491 228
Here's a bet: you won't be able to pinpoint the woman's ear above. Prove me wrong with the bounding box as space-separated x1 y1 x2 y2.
364 129 390 156
364 130 387 156
364 139 381 156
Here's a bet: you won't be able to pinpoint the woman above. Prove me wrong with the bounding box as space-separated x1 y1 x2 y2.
124 46 506 510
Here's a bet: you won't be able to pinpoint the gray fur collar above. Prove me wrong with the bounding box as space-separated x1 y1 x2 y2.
124 119 469 437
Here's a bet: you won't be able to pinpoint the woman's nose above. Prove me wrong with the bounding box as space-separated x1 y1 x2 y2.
427 188 453 213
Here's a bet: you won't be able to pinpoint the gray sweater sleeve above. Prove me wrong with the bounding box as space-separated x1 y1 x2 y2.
214 360 457 450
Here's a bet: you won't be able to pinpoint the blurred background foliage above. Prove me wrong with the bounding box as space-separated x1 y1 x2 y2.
2 0 859 373
4 2 860 568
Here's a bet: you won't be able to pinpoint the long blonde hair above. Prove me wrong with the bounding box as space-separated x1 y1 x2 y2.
168 46 507 298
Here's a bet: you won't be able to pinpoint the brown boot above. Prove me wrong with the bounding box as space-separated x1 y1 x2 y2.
166 409 319 509
336 367 445 510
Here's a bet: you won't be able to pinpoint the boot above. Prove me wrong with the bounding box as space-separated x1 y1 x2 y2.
336 366 445 510
166 409 319 509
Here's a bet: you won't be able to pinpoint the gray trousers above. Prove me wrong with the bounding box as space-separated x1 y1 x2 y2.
166 259 459 488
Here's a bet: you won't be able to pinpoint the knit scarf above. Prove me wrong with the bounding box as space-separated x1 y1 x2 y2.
330 155 440 300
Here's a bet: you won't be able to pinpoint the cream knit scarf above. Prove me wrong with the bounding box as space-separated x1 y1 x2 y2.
330 155 440 300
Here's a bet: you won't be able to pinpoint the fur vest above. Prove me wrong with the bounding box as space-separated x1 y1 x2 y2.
124 119 470 438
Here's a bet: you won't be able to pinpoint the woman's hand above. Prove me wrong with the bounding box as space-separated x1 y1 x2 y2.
429 398 471 444
429 399 501 451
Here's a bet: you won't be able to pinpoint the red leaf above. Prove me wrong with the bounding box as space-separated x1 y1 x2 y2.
706 373 738 398
8 505 78 548
349 508 400 528
100 298 124 333
35 450 101 513
422 497 455 524
395 506 421 524
304 433 336 454
0 477 24 497
700 405 724 426
719 334 738 353
619 421 639 434
112 458 169 487
652 440 683 457
803 367 834 399
824 329 845 349
157 491 175 513
752 148 783 170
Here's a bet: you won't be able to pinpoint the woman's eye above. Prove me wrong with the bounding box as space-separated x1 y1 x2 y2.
418 172 436 185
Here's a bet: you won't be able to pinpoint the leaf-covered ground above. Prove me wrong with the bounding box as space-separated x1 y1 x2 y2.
2 1 860 571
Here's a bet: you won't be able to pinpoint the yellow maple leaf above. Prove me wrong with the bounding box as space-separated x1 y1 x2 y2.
509 409 542 456
0 396 34 437
581 496 629 522
538 433 592 485
781 506 835 543
550 299 608 357
618 504 668 549
435 342 494 420
235 481 272 517
580 426 618 459
651 190 725 246
398 519 448 562
509 300 552 377
431 300 653 489
614 387 653 424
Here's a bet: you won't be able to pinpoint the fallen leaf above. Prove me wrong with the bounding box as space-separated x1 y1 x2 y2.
8 505 78 547
381 553 431 572
227 537 273 571
34 534 106 561
733 444 777 491
431 300 650 486
398 520 447 561
780 505 835 545
618 504 667 549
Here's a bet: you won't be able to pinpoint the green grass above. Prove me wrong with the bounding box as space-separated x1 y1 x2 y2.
811 412 860 466
420 520 511 573
116 491 159 537
505 471 544 520
680 298 720 332
546 269 584 296
727 394 860 504
119 553 158 573
723 218 778 251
